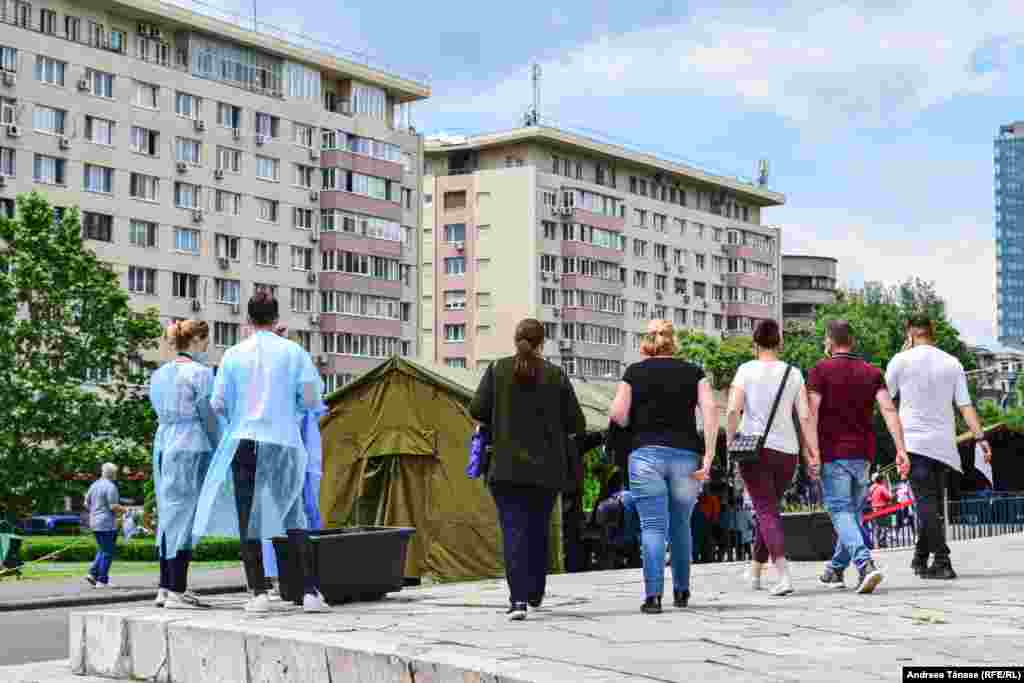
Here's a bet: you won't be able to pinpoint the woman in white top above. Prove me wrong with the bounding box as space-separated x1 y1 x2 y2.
726 319 820 596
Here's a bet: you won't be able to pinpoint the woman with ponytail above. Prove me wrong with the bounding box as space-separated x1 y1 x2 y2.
470 318 586 621
150 319 218 609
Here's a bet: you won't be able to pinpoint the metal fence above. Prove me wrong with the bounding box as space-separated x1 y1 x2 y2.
868 495 1024 550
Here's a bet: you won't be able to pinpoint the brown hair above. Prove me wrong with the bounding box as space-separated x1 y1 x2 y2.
513 318 545 384
826 319 854 348
166 319 209 352
752 318 781 350
906 313 935 340
640 319 677 357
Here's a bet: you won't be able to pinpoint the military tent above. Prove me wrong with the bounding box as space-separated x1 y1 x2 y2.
319 356 615 582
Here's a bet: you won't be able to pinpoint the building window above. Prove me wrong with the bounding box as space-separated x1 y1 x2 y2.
294 164 316 188
175 91 201 119
34 56 64 85
255 198 279 223
255 112 279 138
32 105 65 135
32 154 65 185
82 164 113 193
294 207 314 230
215 234 239 260
82 212 112 242
214 147 241 174
130 126 159 156
293 122 315 148
130 173 159 201
542 221 558 240
444 324 466 343
174 227 200 254
255 155 279 181
444 290 466 310
291 245 314 270
291 288 315 313
402 187 413 209
350 81 387 120
542 288 558 306
37 8 56 34
133 81 159 109
443 191 467 210
214 190 240 215
215 278 240 303
0 147 14 177
0 45 16 73
443 224 466 243
172 272 199 298
444 257 465 275
255 240 279 266
216 102 241 130
214 321 239 347
176 137 202 165
127 266 156 294
445 358 467 369
85 68 114 98
129 219 157 248
84 116 114 146
174 182 201 209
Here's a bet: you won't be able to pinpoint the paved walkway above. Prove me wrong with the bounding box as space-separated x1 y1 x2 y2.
52 533 1024 682
0 565 245 611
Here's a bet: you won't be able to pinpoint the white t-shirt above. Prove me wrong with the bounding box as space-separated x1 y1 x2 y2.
732 360 804 455
885 345 971 472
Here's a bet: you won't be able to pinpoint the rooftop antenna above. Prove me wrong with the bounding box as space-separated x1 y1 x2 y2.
758 159 769 187
524 63 541 127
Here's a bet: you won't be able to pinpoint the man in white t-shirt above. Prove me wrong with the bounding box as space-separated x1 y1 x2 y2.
885 315 992 580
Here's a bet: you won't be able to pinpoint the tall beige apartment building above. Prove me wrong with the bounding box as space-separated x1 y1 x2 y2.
0 0 428 392
421 125 785 377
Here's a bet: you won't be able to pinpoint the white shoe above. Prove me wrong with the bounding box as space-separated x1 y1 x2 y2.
154 588 168 607
245 594 273 614
94 581 114 589
769 580 794 597
267 586 282 602
165 591 209 610
303 591 330 613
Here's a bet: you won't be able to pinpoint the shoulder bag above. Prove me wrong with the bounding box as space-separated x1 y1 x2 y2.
728 364 792 467
466 362 496 479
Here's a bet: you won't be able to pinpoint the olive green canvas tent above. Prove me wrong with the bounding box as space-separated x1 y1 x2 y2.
319 356 614 582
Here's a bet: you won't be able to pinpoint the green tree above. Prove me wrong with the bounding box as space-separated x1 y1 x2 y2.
675 329 753 389
0 192 163 516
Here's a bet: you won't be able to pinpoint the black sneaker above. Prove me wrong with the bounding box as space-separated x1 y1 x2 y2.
818 566 846 589
911 557 928 576
855 561 884 594
506 602 527 621
641 596 662 614
528 595 543 609
673 590 690 608
922 563 957 580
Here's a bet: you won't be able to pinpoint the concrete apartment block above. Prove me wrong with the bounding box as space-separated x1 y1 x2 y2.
0 0 429 391
422 126 785 378
781 254 838 325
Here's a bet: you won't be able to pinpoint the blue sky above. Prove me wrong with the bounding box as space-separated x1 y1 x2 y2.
197 0 1022 346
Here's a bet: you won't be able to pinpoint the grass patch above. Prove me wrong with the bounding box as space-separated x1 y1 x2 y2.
7 560 238 583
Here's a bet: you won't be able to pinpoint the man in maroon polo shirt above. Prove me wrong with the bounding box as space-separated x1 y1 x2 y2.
807 320 908 595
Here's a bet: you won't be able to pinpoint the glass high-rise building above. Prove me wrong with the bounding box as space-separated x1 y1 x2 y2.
996 122 1024 348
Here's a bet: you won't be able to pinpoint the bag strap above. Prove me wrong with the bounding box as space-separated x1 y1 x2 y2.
756 364 792 451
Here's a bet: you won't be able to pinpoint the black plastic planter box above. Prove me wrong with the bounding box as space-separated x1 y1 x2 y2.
781 511 837 561
272 527 415 605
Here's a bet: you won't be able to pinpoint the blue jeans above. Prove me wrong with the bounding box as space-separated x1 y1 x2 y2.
89 530 117 584
822 459 871 571
629 446 700 598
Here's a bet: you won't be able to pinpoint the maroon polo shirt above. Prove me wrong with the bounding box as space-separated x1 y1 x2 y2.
807 353 885 463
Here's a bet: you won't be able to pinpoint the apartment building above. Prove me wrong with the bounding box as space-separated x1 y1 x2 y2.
781 254 838 325
421 125 785 378
0 0 428 392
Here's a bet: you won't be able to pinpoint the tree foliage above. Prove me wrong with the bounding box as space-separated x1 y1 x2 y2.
676 329 753 389
0 192 163 516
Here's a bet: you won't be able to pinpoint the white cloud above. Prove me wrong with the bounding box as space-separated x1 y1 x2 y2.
420 0 1024 132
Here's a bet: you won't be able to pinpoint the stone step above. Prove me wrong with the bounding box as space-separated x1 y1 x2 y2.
0 658 109 683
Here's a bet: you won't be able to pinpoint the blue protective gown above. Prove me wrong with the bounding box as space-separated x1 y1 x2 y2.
192 331 321 544
150 360 219 559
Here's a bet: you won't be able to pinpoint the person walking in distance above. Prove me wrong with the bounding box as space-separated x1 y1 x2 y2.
609 319 719 614
150 320 220 609
470 319 586 621
192 290 328 613
726 319 820 597
83 463 124 588
868 473 894 548
808 320 908 594
885 314 992 579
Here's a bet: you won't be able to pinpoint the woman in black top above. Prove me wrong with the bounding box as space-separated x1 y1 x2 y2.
609 319 719 613
471 318 586 621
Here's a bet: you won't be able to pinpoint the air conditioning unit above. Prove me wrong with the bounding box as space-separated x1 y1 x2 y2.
255 134 266 146
193 119 206 132
662 261 669 273
552 274 560 282
316 355 327 366
306 271 317 284
655 291 664 300
454 241 464 252
6 124 19 138
190 298 201 312
58 136 70 150
721 245 729 253
232 128 241 141
230 303 240 315
0 175 7 189
552 308 560 318
702 301 709 309
683 295 691 304
2 72 15 86
217 256 229 269
677 264 686 273
558 340 573 352
339 102 352 116
309 231 319 243
309 149 319 161
214 168 225 180
77 78 89 91
191 210 203 223
310 314 320 326
176 161 188 173
309 190 319 202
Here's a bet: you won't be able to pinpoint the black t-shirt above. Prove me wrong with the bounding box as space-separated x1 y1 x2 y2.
623 357 706 454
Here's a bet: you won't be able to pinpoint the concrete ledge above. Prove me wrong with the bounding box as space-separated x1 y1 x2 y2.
0 658 109 683
69 533 1024 683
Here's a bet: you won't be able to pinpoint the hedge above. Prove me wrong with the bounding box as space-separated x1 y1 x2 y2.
18 535 241 562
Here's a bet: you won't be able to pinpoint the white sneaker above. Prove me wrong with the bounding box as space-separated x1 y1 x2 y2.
769 580 794 597
154 588 168 607
244 594 273 614
302 591 330 613
165 591 209 610
267 586 282 602
94 581 114 589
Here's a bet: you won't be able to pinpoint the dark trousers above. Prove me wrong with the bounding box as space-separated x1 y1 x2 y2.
233 440 319 596
910 453 951 563
491 483 557 604
158 536 193 594
739 449 797 564
89 531 117 584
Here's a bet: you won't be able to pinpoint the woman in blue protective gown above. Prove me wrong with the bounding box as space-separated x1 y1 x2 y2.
192 290 327 614
150 320 219 610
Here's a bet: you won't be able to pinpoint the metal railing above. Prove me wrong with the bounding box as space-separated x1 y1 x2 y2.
867 495 1024 550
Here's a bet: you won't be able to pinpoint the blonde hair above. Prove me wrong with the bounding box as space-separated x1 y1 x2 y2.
165 319 210 352
640 319 677 357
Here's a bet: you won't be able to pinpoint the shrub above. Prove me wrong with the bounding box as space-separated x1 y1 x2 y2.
19 535 240 562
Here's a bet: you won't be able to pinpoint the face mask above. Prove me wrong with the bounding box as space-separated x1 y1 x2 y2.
192 351 210 366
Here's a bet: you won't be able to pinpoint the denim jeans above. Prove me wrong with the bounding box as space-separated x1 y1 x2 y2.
491 483 558 604
89 530 117 585
629 446 700 598
822 459 872 571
